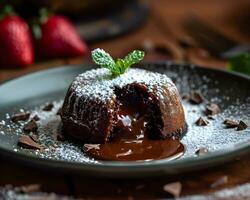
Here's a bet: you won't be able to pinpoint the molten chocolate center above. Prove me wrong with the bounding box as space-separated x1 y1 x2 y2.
84 102 185 162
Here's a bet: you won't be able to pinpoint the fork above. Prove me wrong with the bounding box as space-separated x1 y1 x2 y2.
182 15 250 59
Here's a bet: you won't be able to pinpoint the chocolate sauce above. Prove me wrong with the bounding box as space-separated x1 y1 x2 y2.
84 102 185 162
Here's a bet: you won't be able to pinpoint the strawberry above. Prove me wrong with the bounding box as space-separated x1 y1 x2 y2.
0 7 33 68
36 14 87 59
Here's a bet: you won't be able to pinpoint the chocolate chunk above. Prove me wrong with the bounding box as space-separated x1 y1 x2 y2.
30 134 38 142
18 135 42 150
11 112 30 122
195 117 209 126
207 115 215 120
237 121 248 131
163 182 182 198
32 115 40 121
223 119 238 128
23 120 38 133
19 184 41 194
182 94 190 100
42 103 54 111
195 147 208 156
189 91 204 104
210 176 228 188
56 108 62 115
205 103 220 116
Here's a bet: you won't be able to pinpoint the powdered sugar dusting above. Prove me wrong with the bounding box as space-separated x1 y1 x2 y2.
71 68 176 102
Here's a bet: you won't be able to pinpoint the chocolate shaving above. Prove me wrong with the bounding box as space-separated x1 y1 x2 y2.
32 115 40 121
42 103 54 111
205 103 220 116
56 108 62 115
223 119 238 128
195 117 209 126
163 182 182 198
210 176 228 188
18 135 42 150
195 147 209 156
19 184 41 194
237 120 248 131
23 120 38 133
189 91 204 104
11 112 30 122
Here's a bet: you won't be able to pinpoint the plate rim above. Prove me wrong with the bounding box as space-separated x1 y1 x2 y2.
0 62 249 177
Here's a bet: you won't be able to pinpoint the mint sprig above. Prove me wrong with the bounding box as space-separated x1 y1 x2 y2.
91 48 145 76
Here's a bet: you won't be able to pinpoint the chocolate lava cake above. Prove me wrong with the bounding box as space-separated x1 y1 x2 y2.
61 68 186 144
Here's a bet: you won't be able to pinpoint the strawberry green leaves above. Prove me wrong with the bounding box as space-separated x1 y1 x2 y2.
91 48 145 76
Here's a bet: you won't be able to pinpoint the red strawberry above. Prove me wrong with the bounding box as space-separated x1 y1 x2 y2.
36 15 87 58
0 12 33 68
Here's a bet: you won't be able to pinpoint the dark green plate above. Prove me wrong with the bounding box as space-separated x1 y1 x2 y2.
0 62 249 178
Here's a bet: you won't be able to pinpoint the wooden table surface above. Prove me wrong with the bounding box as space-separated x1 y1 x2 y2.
1 0 250 199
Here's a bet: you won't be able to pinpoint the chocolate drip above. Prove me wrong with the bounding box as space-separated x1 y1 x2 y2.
84 99 185 161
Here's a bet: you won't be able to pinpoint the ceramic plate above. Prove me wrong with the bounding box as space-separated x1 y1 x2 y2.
0 62 249 178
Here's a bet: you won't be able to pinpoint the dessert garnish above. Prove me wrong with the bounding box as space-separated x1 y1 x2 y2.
91 48 145 76
223 119 238 128
195 117 209 126
223 119 248 130
29 134 38 142
163 182 182 198
195 147 209 156
205 103 220 116
23 119 38 133
18 135 42 150
11 112 30 122
237 120 248 131
42 103 54 111
207 115 215 120
189 90 204 104
182 93 190 100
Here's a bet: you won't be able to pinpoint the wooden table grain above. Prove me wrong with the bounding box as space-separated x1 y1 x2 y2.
0 0 250 199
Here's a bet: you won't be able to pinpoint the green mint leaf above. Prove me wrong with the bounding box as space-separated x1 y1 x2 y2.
115 58 126 74
123 50 145 69
91 48 145 77
228 53 250 75
91 48 116 70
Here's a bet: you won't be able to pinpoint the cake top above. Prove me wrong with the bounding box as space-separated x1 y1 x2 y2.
71 68 177 102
